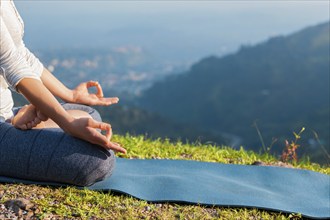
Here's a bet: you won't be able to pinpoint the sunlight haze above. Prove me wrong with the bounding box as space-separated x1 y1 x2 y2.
16 0 329 62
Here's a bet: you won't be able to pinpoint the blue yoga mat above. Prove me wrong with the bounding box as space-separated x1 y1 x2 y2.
1 158 329 219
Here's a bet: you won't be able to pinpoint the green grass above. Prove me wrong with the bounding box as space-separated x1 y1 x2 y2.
1 134 329 219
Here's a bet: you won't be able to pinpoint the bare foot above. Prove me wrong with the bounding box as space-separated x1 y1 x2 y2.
11 105 48 130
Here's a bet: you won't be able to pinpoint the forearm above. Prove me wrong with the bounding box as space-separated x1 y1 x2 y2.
16 78 74 132
16 77 126 153
40 68 74 102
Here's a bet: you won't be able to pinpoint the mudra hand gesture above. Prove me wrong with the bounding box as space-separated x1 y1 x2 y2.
13 70 126 154
72 81 119 106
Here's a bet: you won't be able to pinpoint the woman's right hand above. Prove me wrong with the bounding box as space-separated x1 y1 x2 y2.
65 117 127 154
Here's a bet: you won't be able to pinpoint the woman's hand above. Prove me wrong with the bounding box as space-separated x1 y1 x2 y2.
65 117 126 154
17 78 126 154
41 69 118 106
72 81 119 106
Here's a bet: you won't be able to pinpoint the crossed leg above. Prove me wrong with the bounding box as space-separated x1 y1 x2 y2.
1 104 114 186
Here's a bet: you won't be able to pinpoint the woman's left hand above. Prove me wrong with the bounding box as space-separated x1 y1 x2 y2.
72 81 119 106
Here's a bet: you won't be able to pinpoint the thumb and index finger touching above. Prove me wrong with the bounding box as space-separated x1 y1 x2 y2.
86 81 104 98
88 119 127 154
86 81 119 106
85 81 126 153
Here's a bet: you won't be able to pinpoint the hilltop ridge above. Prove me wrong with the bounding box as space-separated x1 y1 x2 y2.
140 22 330 162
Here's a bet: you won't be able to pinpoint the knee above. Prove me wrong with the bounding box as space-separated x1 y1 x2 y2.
61 103 102 122
82 106 102 122
74 150 116 186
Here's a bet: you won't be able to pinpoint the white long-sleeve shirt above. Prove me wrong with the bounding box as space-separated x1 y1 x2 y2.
0 0 44 122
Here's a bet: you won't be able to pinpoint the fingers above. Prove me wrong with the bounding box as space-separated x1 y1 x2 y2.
108 142 127 154
76 81 119 106
98 121 113 140
89 127 126 153
102 97 119 105
87 97 119 107
86 81 104 98
91 97 119 106
87 119 112 142
87 119 126 154
104 123 112 140
88 119 111 131
86 81 119 105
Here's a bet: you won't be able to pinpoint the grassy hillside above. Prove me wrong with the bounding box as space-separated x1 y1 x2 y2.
140 22 330 163
1 135 329 219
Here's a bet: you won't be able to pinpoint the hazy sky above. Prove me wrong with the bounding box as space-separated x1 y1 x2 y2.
15 0 330 62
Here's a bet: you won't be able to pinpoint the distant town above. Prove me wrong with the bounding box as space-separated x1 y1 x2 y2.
36 46 190 95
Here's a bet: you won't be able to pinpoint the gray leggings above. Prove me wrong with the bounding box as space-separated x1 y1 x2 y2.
0 103 115 186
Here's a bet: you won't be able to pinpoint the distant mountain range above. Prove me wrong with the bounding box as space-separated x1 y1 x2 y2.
140 22 330 162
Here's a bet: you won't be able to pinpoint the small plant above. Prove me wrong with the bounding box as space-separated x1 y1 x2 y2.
281 127 305 163
253 121 278 154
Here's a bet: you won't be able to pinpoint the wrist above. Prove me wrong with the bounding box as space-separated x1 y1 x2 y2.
58 115 76 134
61 89 75 103
48 105 75 132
